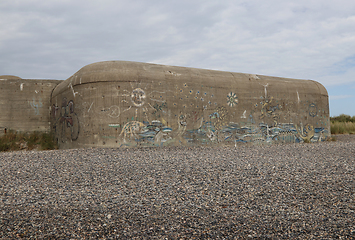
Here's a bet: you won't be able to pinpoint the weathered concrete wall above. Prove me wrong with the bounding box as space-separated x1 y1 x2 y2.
0 78 62 135
51 61 330 149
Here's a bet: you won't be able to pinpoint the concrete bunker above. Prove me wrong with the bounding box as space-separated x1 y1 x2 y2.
50 61 330 149
0 77 61 135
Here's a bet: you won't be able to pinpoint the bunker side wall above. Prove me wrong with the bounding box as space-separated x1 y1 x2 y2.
0 79 62 135
51 61 330 149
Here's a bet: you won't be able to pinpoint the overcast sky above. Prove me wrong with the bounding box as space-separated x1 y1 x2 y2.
1 0 354 116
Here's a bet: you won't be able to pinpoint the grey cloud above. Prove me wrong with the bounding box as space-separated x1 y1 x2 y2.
0 0 355 89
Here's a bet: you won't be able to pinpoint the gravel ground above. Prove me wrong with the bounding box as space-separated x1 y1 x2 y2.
0 137 354 239
332 134 355 143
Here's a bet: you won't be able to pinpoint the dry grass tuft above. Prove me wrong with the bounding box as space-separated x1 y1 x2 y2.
0 131 57 152
331 114 355 135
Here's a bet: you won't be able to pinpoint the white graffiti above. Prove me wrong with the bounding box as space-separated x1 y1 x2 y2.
227 92 238 107
241 110 247 118
131 88 146 107
88 102 94 112
29 98 43 115
260 83 269 98
108 105 120 118
120 121 145 143
68 83 80 97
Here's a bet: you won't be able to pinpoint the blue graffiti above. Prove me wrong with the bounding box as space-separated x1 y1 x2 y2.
29 98 43 115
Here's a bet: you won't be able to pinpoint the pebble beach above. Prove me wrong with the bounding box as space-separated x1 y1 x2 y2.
1 135 354 239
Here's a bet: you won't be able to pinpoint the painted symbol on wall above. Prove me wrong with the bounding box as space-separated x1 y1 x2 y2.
309 103 317 117
131 88 146 107
29 98 43 115
118 120 173 146
152 102 167 118
53 99 80 142
209 106 227 130
120 121 145 143
257 96 281 126
297 124 315 142
116 82 170 123
227 92 238 107
108 105 120 118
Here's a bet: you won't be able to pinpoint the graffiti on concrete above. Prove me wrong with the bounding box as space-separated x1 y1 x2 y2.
89 81 330 147
309 103 318 117
114 83 170 124
120 121 145 143
139 120 173 145
108 105 120 118
51 76 329 148
119 120 172 146
257 96 281 126
131 88 146 107
52 98 80 142
29 98 43 115
80 101 94 118
74 115 327 147
227 92 238 107
182 121 327 145
152 102 167 118
209 106 228 130
296 124 315 142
